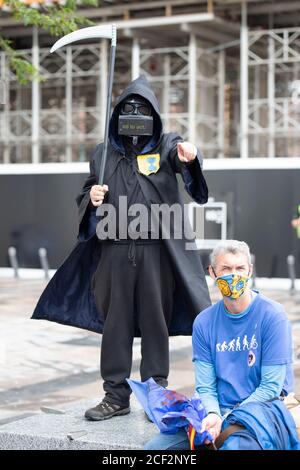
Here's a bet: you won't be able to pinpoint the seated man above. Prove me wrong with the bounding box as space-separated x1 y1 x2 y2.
145 240 297 450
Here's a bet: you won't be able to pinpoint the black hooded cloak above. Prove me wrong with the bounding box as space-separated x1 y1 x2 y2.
32 75 211 335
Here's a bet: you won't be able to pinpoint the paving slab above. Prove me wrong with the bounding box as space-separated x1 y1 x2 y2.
0 398 157 450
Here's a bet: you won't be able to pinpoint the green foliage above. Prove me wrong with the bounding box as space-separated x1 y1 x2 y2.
0 0 97 83
0 37 40 84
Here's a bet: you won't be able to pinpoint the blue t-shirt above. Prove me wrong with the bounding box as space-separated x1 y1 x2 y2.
192 292 294 408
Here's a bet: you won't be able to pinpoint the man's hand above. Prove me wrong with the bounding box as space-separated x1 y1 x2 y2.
177 141 197 163
90 184 109 207
200 413 222 444
291 217 300 228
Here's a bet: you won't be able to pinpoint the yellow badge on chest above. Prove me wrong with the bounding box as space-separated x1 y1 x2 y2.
137 154 160 176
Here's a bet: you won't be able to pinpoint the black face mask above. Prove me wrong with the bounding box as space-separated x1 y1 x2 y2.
118 95 153 139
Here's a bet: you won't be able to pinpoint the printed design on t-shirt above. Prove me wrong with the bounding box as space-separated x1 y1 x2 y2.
248 350 256 367
216 334 258 353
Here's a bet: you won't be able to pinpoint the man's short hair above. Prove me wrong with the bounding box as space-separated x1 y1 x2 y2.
210 240 252 269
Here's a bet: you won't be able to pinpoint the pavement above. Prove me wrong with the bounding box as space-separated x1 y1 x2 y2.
0 399 159 450
0 277 300 429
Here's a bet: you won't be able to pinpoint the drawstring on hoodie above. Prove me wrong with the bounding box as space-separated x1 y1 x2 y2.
128 239 137 267
102 238 161 267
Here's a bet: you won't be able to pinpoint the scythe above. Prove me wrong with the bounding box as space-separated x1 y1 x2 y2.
50 24 117 185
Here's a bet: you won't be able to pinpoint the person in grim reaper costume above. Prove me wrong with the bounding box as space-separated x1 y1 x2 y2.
32 75 211 421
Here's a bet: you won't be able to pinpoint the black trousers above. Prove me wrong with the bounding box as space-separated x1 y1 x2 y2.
93 240 175 407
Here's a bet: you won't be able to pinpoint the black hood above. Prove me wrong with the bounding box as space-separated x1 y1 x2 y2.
109 75 163 154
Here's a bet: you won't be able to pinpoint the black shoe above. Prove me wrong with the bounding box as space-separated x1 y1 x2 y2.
84 400 130 421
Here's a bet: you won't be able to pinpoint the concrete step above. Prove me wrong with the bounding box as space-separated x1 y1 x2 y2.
0 398 157 450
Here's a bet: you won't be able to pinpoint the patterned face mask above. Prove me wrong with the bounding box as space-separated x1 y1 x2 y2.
214 272 249 300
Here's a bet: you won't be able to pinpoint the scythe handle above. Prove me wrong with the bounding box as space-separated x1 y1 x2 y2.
98 40 116 185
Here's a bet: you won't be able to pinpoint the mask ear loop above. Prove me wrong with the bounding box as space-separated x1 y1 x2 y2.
211 266 218 278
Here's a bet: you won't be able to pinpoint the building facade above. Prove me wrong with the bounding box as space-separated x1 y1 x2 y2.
1 0 300 163
1 1 300 277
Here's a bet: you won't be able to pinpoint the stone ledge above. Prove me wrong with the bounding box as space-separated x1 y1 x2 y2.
0 398 157 450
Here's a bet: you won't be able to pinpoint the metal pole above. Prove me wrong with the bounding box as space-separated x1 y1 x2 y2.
163 54 171 133
292 61 298 158
32 27 40 164
1 52 10 164
132 37 140 81
253 65 260 155
268 35 275 158
38 247 50 280
240 0 249 159
221 202 227 240
188 33 196 143
218 50 225 158
66 47 73 162
98 25 117 186
16 87 22 162
8 247 19 278
287 255 296 295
